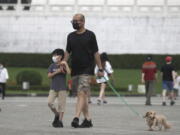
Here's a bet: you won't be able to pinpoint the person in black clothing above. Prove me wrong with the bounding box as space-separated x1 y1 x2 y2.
64 13 103 128
161 56 176 106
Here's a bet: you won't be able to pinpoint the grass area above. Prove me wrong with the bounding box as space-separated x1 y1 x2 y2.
6 67 165 95
7 67 50 86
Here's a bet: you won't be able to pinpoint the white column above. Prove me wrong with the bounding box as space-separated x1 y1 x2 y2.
74 0 78 13
103 0 108 16
164 0 168 17
45 0 50 14
133 0 138 16
16 0 22 14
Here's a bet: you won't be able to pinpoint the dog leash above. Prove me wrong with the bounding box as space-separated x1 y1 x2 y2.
103 76 142 118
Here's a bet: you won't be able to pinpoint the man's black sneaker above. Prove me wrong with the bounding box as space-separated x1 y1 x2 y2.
52 120 63 128
170 100 175 106
79 119 93 128
162 102 166 106
71 117 79 128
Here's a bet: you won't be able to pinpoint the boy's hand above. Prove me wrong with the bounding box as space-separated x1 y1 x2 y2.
60 61 68 73
56 68 62 73
60 61 67 65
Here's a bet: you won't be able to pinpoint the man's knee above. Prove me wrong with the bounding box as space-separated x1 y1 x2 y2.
78 90 88 97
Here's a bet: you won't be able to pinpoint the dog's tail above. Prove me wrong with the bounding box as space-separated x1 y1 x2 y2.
163 119 171 129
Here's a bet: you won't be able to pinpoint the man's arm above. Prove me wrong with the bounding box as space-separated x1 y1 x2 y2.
172 70 177 82
94 52 102 70
64 51 70 62
94 52 104 77
155 73 158 80
141 73 145 83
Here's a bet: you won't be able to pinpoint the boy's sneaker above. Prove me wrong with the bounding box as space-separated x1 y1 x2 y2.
58 120 63 128
162 102 166 106
79 119 93 128
71 117 79 128
52 115 59 127
170 100 175 106
53 120 63 128
97 99 101 105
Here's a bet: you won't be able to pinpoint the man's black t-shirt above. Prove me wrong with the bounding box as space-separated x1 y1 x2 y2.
66 29 98 76
161 64 175 81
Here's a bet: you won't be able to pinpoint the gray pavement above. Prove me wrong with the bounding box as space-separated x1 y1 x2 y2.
0 97 180 135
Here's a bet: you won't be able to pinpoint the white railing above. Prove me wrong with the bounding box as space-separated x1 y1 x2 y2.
0 0 179 16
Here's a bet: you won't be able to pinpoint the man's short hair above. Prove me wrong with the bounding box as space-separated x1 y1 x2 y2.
80 14 85 22
52 48 64 59
75 13 85 22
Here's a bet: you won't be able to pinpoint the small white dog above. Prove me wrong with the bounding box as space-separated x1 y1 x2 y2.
144 111 171 131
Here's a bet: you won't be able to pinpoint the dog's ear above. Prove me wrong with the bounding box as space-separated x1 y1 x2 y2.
144 112 149 118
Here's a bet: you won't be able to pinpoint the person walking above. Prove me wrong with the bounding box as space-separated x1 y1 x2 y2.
141 55 157 106
47 48 70 128
173 72 180 99
161 56 176 106
95 52 114 105
0 62 9 100
64 13 103 128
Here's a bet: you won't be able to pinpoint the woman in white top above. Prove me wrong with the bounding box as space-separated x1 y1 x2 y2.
0 62 9 100
95 53 113 105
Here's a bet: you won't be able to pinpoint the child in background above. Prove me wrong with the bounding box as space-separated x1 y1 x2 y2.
0 62 9 100
173 72 180 99
95 52 113 105
47 48 70 128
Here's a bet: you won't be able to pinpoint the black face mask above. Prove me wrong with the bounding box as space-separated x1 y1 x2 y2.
72 21 80 30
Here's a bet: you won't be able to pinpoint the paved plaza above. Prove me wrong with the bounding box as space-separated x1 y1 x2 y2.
0 97 180 135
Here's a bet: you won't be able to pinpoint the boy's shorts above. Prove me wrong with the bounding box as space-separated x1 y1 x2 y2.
162 81 173 91
72 74 91 92
48 90 67 112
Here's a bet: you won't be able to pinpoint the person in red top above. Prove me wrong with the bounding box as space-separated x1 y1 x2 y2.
141 55 157 105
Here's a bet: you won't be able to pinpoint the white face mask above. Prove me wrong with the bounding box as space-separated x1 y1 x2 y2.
0 65 3 69
52 56 58 63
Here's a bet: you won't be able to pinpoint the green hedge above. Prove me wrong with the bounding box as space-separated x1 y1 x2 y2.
0 53 51 68
16 70 43 85
0 53 180 69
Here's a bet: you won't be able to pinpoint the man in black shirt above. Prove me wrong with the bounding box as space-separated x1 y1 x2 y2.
65 13 103 128
161 56 176 106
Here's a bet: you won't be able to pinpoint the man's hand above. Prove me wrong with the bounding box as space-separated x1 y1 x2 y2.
97 69 104 77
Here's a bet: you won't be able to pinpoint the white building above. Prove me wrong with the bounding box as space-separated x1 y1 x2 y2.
0 0 180 54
